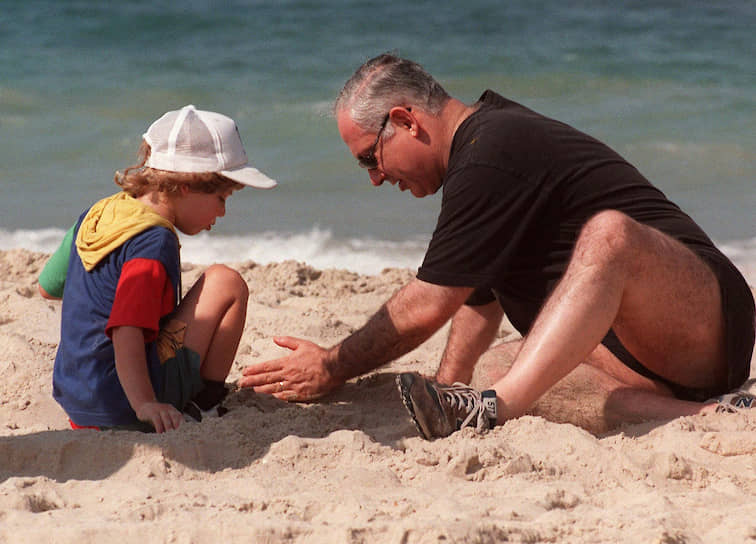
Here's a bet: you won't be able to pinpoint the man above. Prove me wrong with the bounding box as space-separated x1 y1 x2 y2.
240 53 755 439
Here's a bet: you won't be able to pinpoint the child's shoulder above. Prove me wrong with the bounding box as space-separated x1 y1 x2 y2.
123 226 180 259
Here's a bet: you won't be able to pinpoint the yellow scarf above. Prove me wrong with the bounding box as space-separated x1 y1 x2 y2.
76 192 177 271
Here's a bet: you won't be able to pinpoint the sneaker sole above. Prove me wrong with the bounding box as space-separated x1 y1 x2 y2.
396 373 434 440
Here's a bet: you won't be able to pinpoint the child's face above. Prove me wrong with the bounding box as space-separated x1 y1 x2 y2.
173 187 237 235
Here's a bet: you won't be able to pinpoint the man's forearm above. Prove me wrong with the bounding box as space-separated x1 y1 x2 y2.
324 280 472 382
327 304 430 381
436 300 504 384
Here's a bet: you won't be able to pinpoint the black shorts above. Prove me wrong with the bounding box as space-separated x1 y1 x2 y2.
603 252 755 402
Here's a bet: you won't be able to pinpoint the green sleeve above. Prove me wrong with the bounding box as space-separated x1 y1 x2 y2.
38 224 76 298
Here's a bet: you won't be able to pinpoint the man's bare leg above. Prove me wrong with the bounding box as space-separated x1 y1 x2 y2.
472 340 713 434
489 210 727 423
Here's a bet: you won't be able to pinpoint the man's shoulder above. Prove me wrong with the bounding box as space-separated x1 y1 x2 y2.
449 101 542 181
457 92 548 148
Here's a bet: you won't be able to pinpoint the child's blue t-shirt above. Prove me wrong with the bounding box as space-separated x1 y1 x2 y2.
52 214 181 427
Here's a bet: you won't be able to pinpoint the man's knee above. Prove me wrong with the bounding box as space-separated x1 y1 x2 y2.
572 210 646 274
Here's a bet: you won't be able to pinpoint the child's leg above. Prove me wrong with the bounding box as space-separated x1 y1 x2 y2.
171 264 249 382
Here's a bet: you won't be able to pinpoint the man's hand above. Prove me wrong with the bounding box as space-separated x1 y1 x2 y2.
239 280 473 402
238 336 339 401
135 401 184 433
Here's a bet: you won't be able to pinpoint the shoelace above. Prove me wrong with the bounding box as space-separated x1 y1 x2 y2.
440 383 488 431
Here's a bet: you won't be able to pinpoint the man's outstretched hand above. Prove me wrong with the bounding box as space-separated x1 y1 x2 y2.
239 336 342 401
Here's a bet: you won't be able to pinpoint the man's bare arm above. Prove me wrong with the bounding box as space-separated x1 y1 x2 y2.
240 279 472 400
435 300 504 385
328 279 474 382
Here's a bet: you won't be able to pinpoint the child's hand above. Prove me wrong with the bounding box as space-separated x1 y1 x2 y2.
135 401 184 433
112 326 184 433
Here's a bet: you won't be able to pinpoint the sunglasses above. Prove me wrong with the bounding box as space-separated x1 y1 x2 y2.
356 113 390 170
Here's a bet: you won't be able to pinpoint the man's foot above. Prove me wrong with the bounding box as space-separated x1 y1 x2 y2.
396 372 497 440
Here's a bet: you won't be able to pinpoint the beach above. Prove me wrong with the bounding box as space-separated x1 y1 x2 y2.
2 3 755 540
1 249 754 543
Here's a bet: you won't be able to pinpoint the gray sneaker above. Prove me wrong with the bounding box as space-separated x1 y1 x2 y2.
396 372 497 440
709 378 756 413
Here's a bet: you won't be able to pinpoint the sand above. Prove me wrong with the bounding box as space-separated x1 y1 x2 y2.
1 248 754 543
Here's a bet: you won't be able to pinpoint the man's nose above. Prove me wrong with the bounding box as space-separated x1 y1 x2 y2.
368 168 385 187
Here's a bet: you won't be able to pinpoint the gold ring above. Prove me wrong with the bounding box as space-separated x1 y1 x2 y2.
277 381 284 393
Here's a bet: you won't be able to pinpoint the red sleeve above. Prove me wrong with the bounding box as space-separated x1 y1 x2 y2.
106 258 176 343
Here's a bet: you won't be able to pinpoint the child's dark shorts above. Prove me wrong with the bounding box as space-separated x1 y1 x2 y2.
156 318 205 411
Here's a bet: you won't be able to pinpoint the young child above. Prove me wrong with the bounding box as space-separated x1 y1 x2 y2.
38 105 276 433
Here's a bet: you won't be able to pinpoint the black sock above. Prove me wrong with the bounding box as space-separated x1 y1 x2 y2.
191 380 229 411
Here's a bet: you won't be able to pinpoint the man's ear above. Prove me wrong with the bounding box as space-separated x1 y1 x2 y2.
389 106 417 134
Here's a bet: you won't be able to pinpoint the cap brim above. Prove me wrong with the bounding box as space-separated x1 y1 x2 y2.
220 165 278 189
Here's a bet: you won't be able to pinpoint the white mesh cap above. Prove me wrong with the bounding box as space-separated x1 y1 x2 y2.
143 105 277 189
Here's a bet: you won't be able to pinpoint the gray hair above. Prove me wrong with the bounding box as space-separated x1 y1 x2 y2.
334 53 450 137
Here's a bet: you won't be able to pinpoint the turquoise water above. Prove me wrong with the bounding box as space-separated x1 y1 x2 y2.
1 1 753 275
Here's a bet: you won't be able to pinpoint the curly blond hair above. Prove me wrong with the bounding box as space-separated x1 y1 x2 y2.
115 141 244 197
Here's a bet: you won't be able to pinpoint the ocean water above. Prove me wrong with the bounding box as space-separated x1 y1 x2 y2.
1 1 754 277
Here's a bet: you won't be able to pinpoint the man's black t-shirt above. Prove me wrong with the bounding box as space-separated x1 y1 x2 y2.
417 90 729 335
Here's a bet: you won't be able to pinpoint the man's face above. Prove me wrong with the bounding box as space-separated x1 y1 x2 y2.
336 108 441 198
